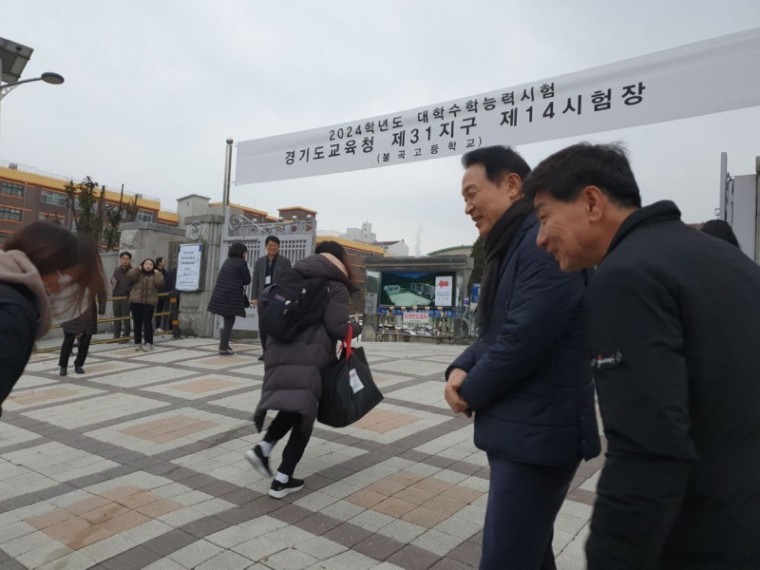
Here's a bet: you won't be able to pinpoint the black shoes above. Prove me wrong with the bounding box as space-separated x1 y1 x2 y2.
59 366 67 376
245 445 272 478
75 366 85 374
269 477 304 499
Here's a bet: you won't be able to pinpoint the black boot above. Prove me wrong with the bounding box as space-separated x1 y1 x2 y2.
75 366 85 374
59 366 67 376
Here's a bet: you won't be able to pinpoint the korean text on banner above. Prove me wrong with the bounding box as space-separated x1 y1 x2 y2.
236 27 760 185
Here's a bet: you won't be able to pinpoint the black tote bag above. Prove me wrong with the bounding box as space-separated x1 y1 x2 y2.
318 326 383 428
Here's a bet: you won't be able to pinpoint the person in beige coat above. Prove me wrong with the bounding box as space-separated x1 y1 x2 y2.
128 258 164 351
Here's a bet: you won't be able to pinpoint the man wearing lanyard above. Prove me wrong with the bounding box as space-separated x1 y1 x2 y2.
251 236 292 359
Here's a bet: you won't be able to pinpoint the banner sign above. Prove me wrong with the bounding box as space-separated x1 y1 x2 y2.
176 243 202 292
435 276 453 306
236 28 760 185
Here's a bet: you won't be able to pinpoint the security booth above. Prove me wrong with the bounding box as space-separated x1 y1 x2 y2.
363 255 472 342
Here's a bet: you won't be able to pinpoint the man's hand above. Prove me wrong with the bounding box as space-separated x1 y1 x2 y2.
251 299 258 307
445 368 472 417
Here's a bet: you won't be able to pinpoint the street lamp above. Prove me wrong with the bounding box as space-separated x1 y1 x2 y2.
1 71 65 95
0 37 64 165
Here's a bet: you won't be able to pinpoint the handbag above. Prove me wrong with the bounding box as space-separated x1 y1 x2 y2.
318 325 383 428
243 293 250 309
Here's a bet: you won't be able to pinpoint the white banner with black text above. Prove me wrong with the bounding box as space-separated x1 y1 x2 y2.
236 27 760 185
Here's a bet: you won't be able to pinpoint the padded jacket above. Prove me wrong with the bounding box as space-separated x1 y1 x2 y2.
447 213 600 465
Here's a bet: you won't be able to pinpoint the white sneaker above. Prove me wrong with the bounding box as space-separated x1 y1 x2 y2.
135 344 144 352
156 328 164 333
144 343 154 352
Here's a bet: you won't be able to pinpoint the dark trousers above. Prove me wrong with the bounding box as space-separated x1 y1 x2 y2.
112 299 131 338
130 303 155 345
480 455 579 570
260 330 268 351
58 332 92 368
155 296 168 330
264 411 314 477
219 315 236 350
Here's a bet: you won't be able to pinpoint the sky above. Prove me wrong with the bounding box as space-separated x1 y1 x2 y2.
2 1 759 255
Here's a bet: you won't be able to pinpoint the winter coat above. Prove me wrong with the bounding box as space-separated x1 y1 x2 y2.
254 253 362 434
127 268 164 306
111 265 133 296
585 201 760 570
447 213 600 465
251 254 292 301
207 257 252 318
62 287 106 336
0 249 52 414
156 268 170 293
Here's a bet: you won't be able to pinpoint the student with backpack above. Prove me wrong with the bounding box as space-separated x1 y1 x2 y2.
248 241 362 499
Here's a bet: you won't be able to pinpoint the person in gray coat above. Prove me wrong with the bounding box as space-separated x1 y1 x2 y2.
207 242 252 355
248 241 362 499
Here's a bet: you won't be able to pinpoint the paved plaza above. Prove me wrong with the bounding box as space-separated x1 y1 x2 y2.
0 337 604 569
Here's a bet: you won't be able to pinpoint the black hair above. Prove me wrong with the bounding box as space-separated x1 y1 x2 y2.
701 219 740 247
119 251 132 259
140 258 156 273
523 142 642 208
265 235 280 246
316 240 354 284
156 256 164 265
228 242 248 258
461 145 531 183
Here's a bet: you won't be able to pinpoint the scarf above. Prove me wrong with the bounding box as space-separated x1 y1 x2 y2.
477 196 534 330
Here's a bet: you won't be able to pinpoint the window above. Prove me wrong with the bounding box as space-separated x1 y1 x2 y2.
39 212 63 222
0 181 24 197
136 210 154 222
0 207 23 222
40 190 67 207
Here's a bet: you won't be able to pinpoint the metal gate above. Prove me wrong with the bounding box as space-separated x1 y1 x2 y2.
222 213 317 299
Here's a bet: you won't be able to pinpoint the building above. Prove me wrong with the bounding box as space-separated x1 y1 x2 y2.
0 165 178 245
428 244 472 257
375 239 409 257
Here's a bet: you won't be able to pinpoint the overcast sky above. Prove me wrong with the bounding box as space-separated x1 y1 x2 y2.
3 1 759 254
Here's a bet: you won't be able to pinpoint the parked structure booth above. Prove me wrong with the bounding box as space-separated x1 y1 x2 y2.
363 255 472 342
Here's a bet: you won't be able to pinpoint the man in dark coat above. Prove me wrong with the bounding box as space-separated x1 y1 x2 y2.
110 251 133 341
528 142 760 570
251 236 292 355
444 146 600 570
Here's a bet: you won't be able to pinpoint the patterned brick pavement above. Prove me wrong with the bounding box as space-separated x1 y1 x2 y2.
0 338 604 569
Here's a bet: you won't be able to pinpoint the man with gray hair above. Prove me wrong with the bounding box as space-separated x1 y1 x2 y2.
528 142 760 569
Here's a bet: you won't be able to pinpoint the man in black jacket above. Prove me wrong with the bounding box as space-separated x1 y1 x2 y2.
251 236 292 357
444 146 600 570
527 142 760 570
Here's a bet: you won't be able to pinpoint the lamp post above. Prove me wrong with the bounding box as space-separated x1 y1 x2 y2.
0 37 64 165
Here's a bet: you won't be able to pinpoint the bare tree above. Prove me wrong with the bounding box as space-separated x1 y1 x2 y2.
65 178 141 250
64 176 106 244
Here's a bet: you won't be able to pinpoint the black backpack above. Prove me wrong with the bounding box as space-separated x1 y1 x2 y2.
258 269 330 343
